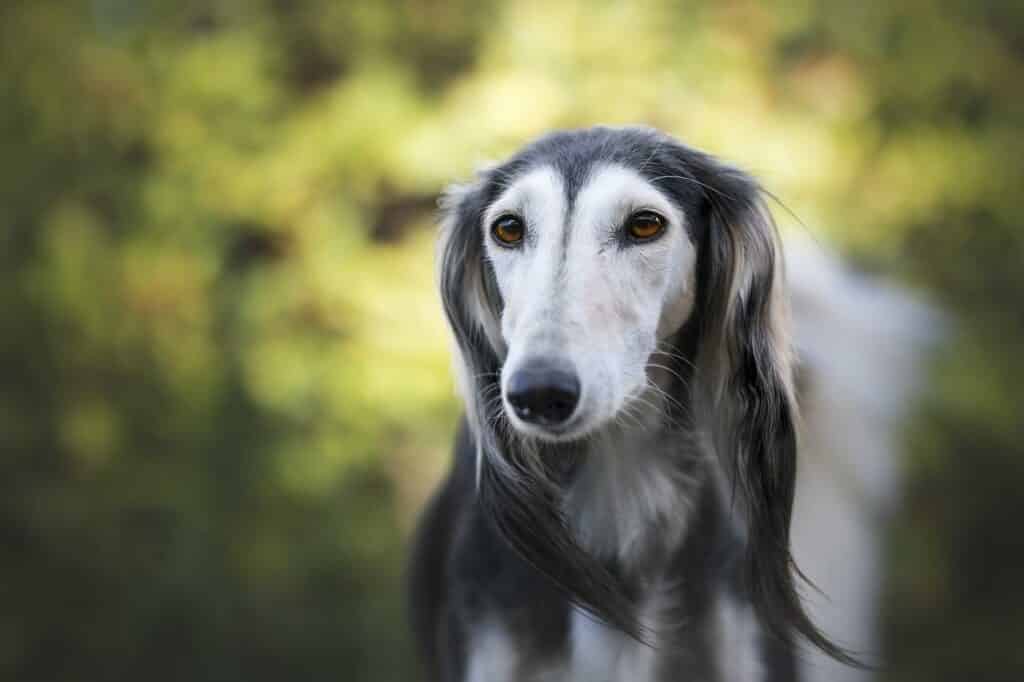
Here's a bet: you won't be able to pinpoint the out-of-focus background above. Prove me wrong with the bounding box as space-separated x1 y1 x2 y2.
1 1 1021 680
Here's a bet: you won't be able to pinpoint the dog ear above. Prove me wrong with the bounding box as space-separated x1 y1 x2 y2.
682 154 859 665
436 173 506 451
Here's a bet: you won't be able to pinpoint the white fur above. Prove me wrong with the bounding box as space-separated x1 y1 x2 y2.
565 607 658 682
466 621 520 682
466 608 663 682
563 411 700 563
713 594 765 681
786 237 938 682
484 163 696 442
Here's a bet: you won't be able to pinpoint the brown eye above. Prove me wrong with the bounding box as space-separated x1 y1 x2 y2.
492 214 525 246
626 210 666 242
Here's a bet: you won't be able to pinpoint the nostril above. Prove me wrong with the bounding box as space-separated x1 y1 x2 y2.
506 363 580 427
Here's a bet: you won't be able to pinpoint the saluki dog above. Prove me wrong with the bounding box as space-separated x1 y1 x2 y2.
409 126 933 682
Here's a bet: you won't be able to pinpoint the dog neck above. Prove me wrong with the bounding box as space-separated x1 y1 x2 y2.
561 362 708 580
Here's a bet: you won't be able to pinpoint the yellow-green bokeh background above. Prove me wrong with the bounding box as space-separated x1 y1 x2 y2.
2 1 1022 680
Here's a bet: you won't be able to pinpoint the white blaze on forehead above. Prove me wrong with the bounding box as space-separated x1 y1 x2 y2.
571 164 685 242
482 165 568 350
570 164 697 342
482 165 566 247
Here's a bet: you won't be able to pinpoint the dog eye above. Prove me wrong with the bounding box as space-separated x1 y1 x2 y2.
492 214 525 247
625 211 666 242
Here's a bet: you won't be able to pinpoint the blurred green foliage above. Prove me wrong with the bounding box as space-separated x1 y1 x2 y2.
0 1 1021 680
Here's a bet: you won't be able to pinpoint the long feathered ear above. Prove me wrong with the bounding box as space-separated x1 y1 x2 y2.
436 173 504 445
687 157 860 666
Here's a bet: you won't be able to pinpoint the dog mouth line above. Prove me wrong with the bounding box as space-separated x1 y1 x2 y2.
503 405 589 441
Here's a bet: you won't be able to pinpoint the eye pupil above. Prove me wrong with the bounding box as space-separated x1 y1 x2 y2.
627 211 665 241
492 215 524 245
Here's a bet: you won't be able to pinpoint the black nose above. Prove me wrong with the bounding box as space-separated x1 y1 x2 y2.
506 362 580 427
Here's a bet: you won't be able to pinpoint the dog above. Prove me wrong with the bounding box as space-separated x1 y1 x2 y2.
408 126 934 682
